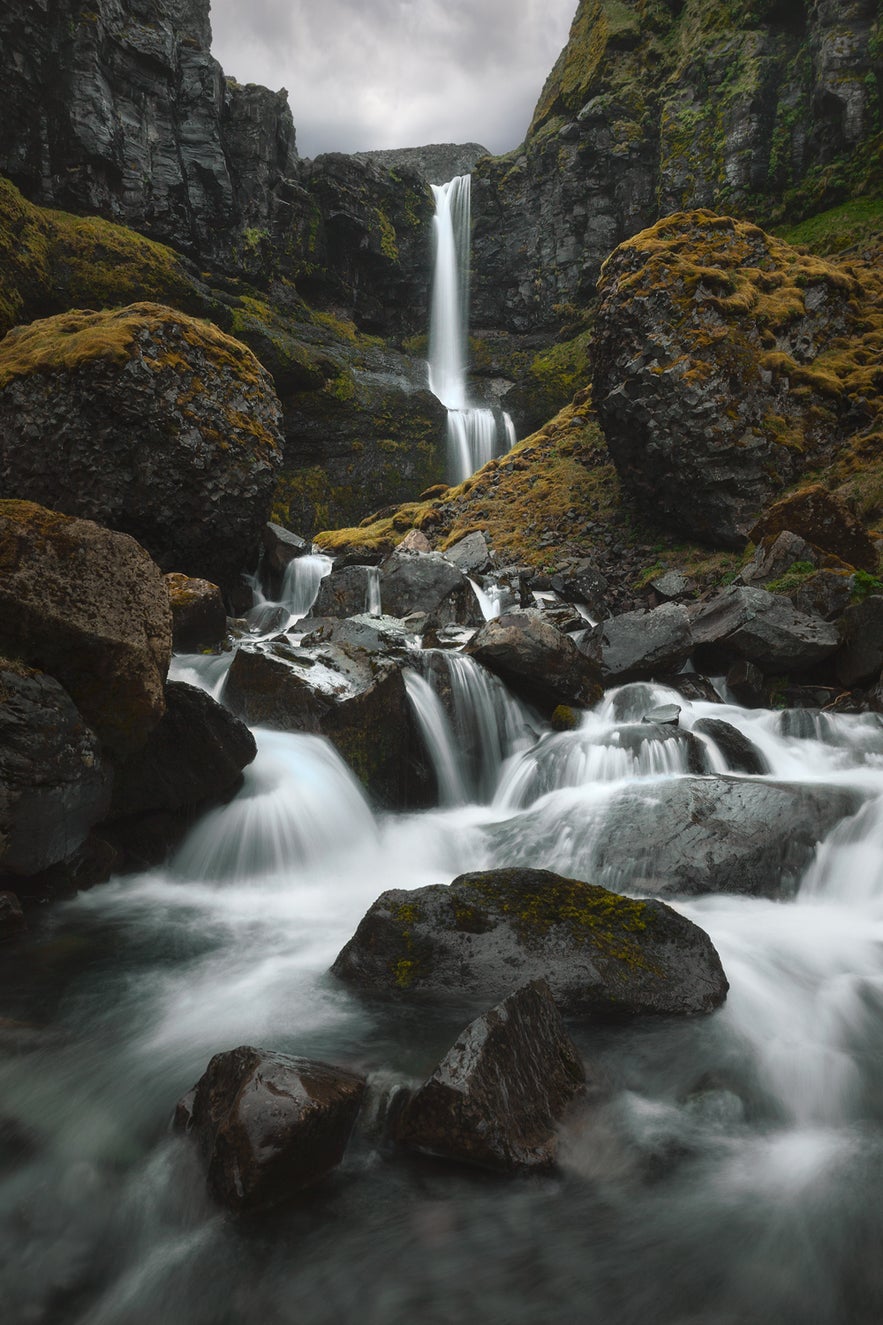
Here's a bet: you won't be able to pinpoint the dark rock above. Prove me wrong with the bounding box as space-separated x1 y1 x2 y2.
260 524 310 599
750 485 878 573
464 610 603 713
379 550 482 626
0 660 111 878
788 570 854 623
175 1045 366 1211
740 531 820 586
311 565 380 619
109 682 256 822
726 659 767 708
443 531 492 576
222 638 430 809
165 574 227 653
394 980 587 1172
0 305 284 590
584 777 862 899
836 596 883 687
650 571 692 600
332 867 728 1017
614 723 710 774
0 501 171 756
0 891 25 939
689 587 840 673
548 558 609 616
353 143 490 185
654 673 723 704
591 604 693 683
643 704 681 726
692 718 770 775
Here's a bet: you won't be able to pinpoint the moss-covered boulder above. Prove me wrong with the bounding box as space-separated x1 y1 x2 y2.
165 574 227 653
593 211 883 546
0 302 284 589
0 500 170 755
749 484 878 573
332 867 728 1016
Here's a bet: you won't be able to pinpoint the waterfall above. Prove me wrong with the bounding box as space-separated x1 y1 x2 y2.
364 566 381 617
402 670 469 806
428 174 517 483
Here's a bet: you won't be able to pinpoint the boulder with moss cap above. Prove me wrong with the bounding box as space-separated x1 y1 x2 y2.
0 302 284 590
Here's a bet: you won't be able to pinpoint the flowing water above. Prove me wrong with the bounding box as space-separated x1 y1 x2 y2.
3 653 883 1321
428 175 516 482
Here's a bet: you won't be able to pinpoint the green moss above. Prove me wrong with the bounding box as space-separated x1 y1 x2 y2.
777 196 883 257
851 569 883 602
764 559 817 593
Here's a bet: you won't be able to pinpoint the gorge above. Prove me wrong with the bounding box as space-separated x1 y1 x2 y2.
1 1 883 1323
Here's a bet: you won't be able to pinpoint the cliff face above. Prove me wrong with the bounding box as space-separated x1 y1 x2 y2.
472 0 882 332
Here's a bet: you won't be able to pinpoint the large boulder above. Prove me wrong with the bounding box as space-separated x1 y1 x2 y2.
394 980 588 1172
493 778 863 900
0 659 111 878
836 596 883 687
689 586 840 673
592 213 877 547
222 634 430 808
175 1046 366 1211
378 550 483 626
312 565 380 619
165 574 227 654
749 485 877 574
0 501 171 755
464 611 603 713
0 304 284 589
591 603 692 683
332 867 728 1016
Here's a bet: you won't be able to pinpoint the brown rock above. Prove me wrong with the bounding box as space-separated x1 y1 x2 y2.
750 485 877 573
165 573 227 653
0 501 171 755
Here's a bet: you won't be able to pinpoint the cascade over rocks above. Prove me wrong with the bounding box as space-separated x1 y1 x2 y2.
0 500 171 756
0 303 284 590
691 718 770 776
222 634 431 809
332 867 729 1017
175 1046 366 1211
465 611 603 714
592 213 879 547
0 659 111 880
394 980 589 1173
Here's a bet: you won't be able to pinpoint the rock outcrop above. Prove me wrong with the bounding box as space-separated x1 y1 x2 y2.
0 303 284 589
175 1046 366 1211
332 867 729 1016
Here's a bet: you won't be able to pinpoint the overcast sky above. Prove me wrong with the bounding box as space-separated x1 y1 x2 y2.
209 0 578 159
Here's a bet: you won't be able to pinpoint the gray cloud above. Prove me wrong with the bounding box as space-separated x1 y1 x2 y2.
209 0 577 157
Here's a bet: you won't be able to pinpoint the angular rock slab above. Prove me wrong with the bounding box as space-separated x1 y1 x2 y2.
465 610 603 713
175 1046 366 1211
591 603 693 683
395 980 587 1172
379 549 483 626
689 586 839 673
332 867 728 1017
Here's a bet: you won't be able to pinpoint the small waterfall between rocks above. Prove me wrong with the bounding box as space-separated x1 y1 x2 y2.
428 173 516 483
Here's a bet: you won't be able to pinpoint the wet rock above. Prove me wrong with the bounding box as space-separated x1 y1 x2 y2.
0 305 284 590
548 558 609 617
726 659 767 708
378 550 482 626
108 682 256 823
643 704 681 726
0 500 171 756
175 1046 366 1211
585 777 862 899
443 531 492 576
223 638 430 808
0 660 111 879
165 574 227 653
464 610 603 714
836 596 883 687
750 485 878 573
689 587 839 674
332 867 728 1017
613 723 710 774
655 673 723 705
311 565 379 619
0 891 25 939
691 718 770 775
650 571 691 601
394 980 588 1172
591 604 693 684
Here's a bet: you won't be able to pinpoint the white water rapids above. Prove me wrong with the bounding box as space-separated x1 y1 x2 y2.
2 598 883 1321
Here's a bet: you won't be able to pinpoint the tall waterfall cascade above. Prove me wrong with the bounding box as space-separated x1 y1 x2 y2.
428 174 516 483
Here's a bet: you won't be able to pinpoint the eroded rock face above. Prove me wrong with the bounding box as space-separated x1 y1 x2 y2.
0 501 170 755
0 304 284 590
465 611 603 713
332 867 729 1017
394 980 588 1172
0 660 111 878
592 213 877 546
175 1046 366 1211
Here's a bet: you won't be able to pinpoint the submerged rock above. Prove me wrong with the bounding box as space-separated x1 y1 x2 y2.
465 611 603 714
691 718 770 776
0 500 171 755
0 659 111 879
175 1046 366 1211
395 980 588 1172
332 867 728 1017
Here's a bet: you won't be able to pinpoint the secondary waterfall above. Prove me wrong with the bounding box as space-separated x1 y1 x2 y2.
428 174 516 483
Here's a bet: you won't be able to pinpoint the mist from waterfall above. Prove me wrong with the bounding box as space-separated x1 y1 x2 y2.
428 173 516 483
